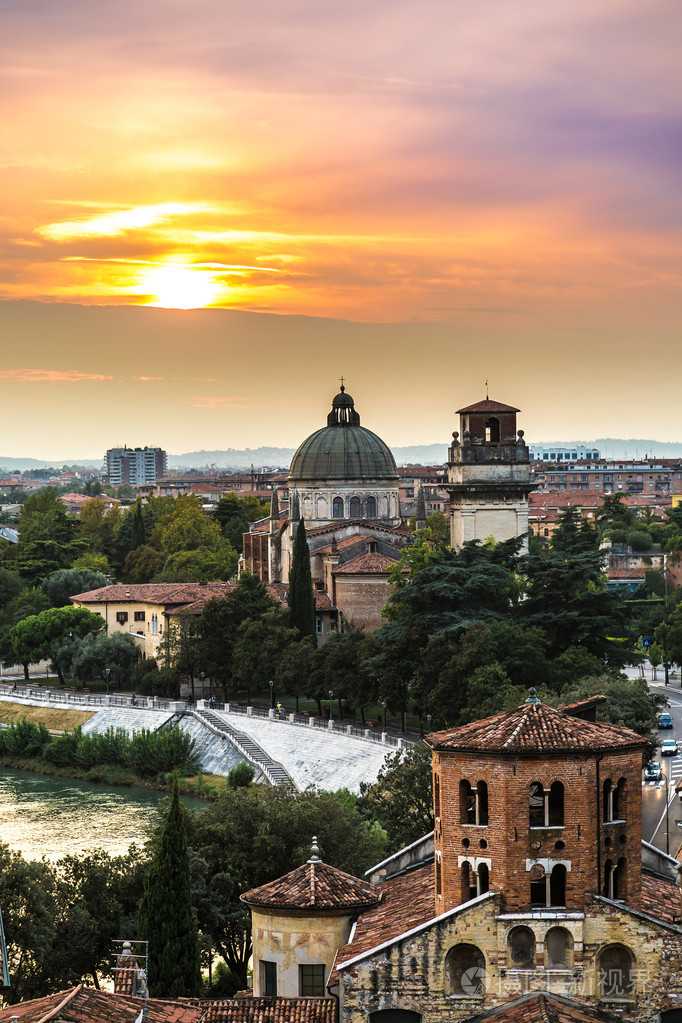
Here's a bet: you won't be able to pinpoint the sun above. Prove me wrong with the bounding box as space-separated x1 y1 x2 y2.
140 264 223 309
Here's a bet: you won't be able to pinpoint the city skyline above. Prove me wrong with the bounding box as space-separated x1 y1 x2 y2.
2 0 681 456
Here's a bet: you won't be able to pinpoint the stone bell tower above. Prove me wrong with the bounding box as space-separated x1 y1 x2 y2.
445 396 534 549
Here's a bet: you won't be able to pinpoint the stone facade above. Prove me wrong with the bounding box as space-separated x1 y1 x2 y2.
251 906 355 997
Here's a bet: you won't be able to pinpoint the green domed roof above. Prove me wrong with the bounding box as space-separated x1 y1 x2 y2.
289 388 398 481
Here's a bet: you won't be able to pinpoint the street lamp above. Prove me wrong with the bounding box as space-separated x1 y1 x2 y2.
269 679 274 710
426 713 432 734
104 667 111 697
329 690 334 724
199 671 206 701
381 699 387 733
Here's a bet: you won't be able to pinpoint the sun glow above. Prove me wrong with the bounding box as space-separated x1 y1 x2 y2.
140 265 224 309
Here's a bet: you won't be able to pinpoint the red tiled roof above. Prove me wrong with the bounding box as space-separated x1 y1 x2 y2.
171 582 335 616
426 699 647 754
334 862 435 971
641 871 682 924
457 398 520 415
71 583 235 605
191 997 337 1023
333 552 397 575
241 858 381 911
464 991 623 1023
0 986 203 1023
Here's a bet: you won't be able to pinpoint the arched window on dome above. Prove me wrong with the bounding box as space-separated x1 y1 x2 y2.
333 497 344 518
366 496 377 517
350 496 362 517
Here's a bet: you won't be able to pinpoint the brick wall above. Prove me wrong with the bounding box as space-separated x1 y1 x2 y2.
333 575 392 630
433 747 643 917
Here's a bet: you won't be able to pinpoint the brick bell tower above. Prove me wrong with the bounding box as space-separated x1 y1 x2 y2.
446 396 534 549
426 693 647 917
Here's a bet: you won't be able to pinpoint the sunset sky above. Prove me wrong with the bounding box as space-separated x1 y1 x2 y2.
1 0 681 459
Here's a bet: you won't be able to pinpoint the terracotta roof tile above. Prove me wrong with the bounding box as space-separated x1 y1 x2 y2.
190 997 336 1023
334 862 434 971
332 552 397 575
465 991 623 1023
71 583 234 605
241 858 381 911
0 987 203 1023
457 398 521 415
426 700 647 754
641 871 682 924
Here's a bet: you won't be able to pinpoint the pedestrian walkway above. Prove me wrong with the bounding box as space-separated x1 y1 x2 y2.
213 709 392 793
194 708 293 787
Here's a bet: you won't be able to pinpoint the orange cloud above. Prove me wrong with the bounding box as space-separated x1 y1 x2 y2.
0 369 114 382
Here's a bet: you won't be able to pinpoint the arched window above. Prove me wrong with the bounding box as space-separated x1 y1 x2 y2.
478 863 490 895
445 944 486 996
530 865 546 907
550 864 566 906
508 926 535 969
350 496 361 517
614 857 627 900
529 782 544 827
615 777 627 821
598 944 635 998
366 496 377 517
548 782 564 826
434 774 441 818
546 927 572 969
477 781 489 826
460 861 477 903
460 780 475 824
369 1012 421 1023
530 781 564 828
332 497 344 518
460 780 488 825
603 779 613 823
603 859 614 899
485 417 500 443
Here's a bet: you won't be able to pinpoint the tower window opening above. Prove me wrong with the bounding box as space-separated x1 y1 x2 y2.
366 496 377 517
604 777 627 823
350 496 362 517
529 781 564 828
460 861 478 903
333 497 344 518
434 774 441 818
484 417 500 443
459 779 488 826
530 863 566 907
478 862 490 895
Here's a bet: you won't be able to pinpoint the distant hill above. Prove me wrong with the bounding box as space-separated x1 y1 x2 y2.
2 437 681 474
168 444 450 470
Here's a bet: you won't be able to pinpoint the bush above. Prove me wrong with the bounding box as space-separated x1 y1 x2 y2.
0 719 50 757
228 761 255 788
628 530 653 552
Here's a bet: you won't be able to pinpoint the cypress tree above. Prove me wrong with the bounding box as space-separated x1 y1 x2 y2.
288 520 316 639
137 775 202 997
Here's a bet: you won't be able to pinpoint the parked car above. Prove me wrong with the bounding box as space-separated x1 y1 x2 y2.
661 739 679 756
644 762 663 782
658 713 674 729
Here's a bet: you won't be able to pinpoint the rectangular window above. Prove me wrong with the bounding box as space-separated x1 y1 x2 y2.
116 611 128 624
261 960 277 996
315 616 323 634
134 611 145 622
299 964 325 997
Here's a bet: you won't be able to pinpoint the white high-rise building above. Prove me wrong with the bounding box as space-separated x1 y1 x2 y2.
105 446 167 486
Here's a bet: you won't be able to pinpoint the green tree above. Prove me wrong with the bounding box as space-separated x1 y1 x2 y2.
14 490 87 584
288 520 315 639
123 544 163 583
0 843 58 1004
10 605 104 685
358 741 434 848
556 674 663 760
156 544 238 582
231 610 298 701
138 777 202 998
41 568 108 607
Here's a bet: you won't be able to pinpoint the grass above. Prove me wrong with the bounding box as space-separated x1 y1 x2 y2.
0 702 95 731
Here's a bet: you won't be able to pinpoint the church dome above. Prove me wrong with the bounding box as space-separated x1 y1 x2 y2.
289 387 398 481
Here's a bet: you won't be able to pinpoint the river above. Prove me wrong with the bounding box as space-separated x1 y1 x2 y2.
0 766 206 861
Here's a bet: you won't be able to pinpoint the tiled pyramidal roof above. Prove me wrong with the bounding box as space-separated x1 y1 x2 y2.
456 398 521 415
426 698 647 753
241 852 381 912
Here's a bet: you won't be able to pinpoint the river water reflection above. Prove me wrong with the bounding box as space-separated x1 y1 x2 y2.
0 766 206 861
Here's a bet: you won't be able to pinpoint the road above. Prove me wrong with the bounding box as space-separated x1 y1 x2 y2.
642 671 682 856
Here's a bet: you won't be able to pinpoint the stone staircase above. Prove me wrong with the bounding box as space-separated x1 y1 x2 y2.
193 709 295 788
